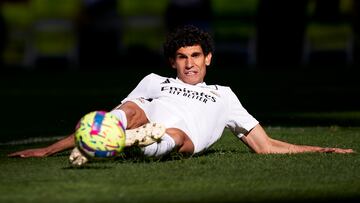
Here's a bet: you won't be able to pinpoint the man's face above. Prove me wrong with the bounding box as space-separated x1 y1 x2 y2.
170 45 212 85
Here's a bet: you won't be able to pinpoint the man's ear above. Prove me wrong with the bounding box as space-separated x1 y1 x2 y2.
205 53 212 66
169 58 176 69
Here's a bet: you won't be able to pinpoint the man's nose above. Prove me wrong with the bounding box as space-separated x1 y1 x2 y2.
185 58 194 68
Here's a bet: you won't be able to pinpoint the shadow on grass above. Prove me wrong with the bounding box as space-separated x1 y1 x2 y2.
193 148 248 157
62 165 114 170
114 148 249 163
60 147 245 167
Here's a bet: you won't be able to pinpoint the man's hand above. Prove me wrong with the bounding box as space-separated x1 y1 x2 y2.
8 148 51 158
318 147 354 154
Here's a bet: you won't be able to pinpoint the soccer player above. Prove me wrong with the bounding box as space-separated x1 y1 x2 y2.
8 25 354 165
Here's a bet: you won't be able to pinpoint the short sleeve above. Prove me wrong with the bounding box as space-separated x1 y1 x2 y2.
225 87 259 138
121 73 156 103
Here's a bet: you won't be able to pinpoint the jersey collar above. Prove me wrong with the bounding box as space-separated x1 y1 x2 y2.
175 77 207 87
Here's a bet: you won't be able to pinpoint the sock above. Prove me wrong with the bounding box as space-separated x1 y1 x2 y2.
142 134 176 158
110 109 128 129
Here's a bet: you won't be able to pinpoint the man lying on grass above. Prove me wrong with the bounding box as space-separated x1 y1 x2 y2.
9 25 354 165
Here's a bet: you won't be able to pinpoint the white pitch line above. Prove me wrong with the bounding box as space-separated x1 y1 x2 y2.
0 136 66 146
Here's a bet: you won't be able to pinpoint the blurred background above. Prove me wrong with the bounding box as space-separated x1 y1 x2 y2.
0 0 359 69
0 0 359 141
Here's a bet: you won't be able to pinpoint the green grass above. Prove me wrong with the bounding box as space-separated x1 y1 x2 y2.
0 69 359 202
1 127 359 203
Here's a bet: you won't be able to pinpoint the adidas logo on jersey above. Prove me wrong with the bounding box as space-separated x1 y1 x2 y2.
161 79 171 84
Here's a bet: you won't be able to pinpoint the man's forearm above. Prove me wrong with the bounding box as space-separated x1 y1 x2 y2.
268 138 353 154
242 124 353 154
45 134 75 155
269 138 323 153
8 133 76 158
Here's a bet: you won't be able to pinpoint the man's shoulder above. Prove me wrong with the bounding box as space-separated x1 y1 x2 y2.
205 83 231 92
142 73 170 82
145 73 162 79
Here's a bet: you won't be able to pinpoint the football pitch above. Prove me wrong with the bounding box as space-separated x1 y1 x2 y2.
1 127 359 203
0 69 359 203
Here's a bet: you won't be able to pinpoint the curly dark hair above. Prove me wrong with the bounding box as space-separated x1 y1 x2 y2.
163 25 214 59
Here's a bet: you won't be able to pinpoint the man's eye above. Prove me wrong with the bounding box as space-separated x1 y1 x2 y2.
192 53 201 58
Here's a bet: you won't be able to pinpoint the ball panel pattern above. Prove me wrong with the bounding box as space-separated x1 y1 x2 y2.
75 111 126 158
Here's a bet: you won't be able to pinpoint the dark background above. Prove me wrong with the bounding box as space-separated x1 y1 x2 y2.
0 0 359 141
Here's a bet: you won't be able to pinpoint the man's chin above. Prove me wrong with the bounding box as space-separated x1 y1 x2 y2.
181 76 202 85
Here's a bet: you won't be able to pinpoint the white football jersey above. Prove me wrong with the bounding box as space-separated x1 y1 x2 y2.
121 73 259 154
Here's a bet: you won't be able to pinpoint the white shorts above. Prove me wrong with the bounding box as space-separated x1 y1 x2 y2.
123 98 195 152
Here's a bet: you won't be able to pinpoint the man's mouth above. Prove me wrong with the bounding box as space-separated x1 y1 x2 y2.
185 71 197 76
